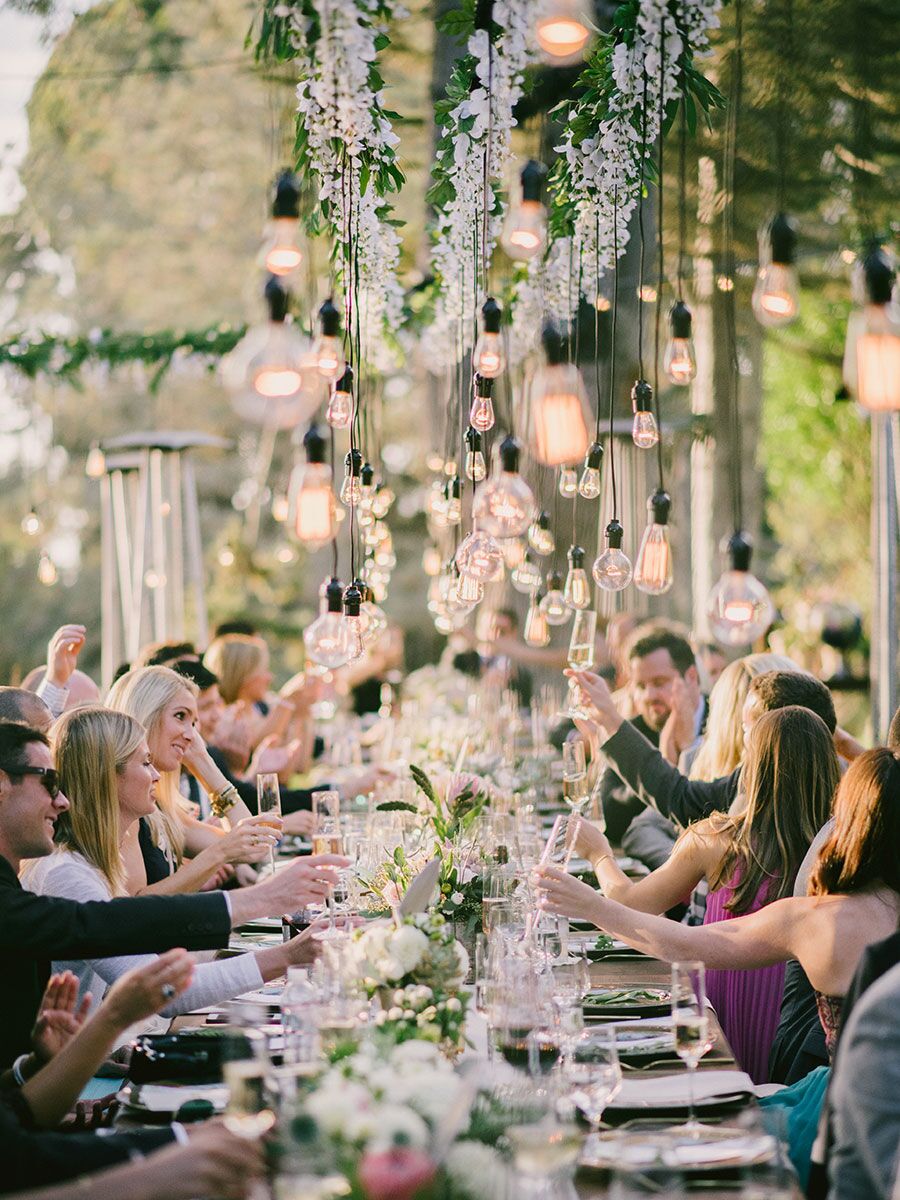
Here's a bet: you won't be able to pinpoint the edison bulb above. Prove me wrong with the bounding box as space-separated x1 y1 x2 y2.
456 572 484 605
752 262 800 327
578 443 603 499
511 555 543 594
312 334 344 382
525 595 551 647
502 537 526 568
564 546 591 609
707 570 774 646
326 369 354 428
37 551 58 587
664 337 697 385
85 443 106 478
530 361 592 466
445 479 462 526
535 0 592 63
371 484 395 518
262 216 303 278
469 377 496 432
249 322 308 399
465 447 487 481
455 528 504 582
558 467 578 498
287 462 336 549
528 513 555 557
540 573 571 625
592 520 632 591
631 379 659 449
634 491 674 596
21 509 42 537
474 330 505 379
501 200 547 261
472 437 535 537
340 472 362 507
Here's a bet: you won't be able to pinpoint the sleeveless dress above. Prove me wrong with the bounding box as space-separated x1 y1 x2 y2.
703 872 786 1084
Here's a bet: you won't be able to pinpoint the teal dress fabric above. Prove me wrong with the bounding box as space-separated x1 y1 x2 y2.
759 1065 831 1188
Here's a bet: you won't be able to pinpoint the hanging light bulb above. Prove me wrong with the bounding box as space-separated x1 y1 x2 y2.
326 366 354 429
427 478 449 527
469 373 496 432
501 160 547 261
37 550 58 587
342 583 365 660
260 170 303 279
564 545 591 610
502 537 526 569
592 519 633 591
842 246 900 412
455 571 485 606
464 425 487 482
371 482 395 519
85 443 106 478
287 425 337 549
525 591 551 647
353 579 388 646
247 279 314 399
529 323 592 467
527 510 555 557
303 579 352 667
455 527 504 582
358 462 377 527
511 552 543 594
272 493 289 522
558 466 578 498
534 0 593 65
634 489 674 595
663 300 697 385
631 379 659 449
340 448 363 507
312 298 346 382
578 442 603 499
752 213 800 328
540 571 571 625
474 297 505 378
472 436 535 537
706 530 775 647
422 545 442 577
445 476 463 526
21 508 42 537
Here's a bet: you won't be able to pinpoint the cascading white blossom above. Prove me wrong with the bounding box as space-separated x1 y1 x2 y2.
425 0 535 366
292 0 405 361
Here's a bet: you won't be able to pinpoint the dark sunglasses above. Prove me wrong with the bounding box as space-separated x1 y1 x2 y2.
0 765 61 799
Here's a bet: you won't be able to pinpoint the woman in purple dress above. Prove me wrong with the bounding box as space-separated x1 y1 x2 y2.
570 706 839 1081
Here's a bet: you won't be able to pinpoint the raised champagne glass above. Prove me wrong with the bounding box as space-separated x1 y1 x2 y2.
256 772 282 877
563 608 597 719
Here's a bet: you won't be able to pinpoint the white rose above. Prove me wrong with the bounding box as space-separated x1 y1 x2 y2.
390 925 430 974
306 1081 370 1137
451 891 465 905
445 996 462 1013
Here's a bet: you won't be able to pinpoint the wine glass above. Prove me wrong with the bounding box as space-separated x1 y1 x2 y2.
671 961 715 1136
563 609 597 719
257 772 282 877
561 735 590 815
565 1028 622 1154
223 1058 277 1139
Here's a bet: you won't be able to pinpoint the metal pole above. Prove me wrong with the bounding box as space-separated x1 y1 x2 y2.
100 473 117 692
166 451 185 640
871 412 898 742
148 449 167 641
181 453 208 648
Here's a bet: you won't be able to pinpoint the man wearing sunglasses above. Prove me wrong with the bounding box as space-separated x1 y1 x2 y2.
0 721 347 1073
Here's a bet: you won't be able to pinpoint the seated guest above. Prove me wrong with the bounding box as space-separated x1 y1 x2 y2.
571 706 839 1081
106 666 283 892
135 641 199 668
694 640 728 690
0 720 343 1068
0 690 52 735
22 707 324 1047
21 623 99 719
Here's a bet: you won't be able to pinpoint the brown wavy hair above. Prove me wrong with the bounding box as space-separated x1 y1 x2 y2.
810 747 900 897
707 706 839 914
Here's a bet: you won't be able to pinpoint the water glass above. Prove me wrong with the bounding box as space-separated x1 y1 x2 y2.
257 772 282 875
223 1058 277 1139
565 1028 622 1153
671 961 715 1134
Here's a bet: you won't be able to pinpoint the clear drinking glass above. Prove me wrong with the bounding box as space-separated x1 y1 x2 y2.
561 735 590 815
256 772 282 877
563 609 597 718
311 816 345 936
312 789 341 825
565 1028 622 1154
671 961 715 1135
223 1058 277 1139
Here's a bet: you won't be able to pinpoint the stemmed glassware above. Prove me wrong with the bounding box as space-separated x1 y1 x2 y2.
562 608 597 719
561 736 590 815
223 1058 277 1139
256 772 282 877
671 961 715 1135
564 1027 622 1155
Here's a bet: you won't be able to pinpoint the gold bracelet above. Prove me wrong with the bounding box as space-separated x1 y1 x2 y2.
209 784 239 819
592 854 614 870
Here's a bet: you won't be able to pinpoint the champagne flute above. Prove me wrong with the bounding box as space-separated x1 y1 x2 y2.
563 608 597 719
312 817 345 936
256 772 282 877
312 789 341 825
565 1028 622 1154
561 735 590 815
671 961 715 1136
223 1059 276 1139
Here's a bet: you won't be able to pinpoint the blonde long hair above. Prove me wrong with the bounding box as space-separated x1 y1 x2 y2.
106 666 199 865
51 706 146 895
203 635 267 704
689 652 801 781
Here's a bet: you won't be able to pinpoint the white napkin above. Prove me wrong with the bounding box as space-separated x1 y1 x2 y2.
127 1083 229 1113
608 1069 754 1109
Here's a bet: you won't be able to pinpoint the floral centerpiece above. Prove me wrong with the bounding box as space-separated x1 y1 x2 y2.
345 912 470 1053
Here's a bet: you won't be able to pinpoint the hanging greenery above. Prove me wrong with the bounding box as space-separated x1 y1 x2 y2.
0 324 247 390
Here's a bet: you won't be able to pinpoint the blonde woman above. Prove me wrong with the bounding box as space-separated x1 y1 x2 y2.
106 666 281 895
22 707 332 1046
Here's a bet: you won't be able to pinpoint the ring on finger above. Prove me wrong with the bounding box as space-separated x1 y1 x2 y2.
161 983 176 1000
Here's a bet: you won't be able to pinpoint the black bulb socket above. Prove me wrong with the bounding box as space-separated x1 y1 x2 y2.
324 577 344 613
264 276 290 323
648 489 672 526
272 169 301 219
537 509 551 530
585 441 603 470
547 570 563 592
352 577 369 602
342 584 362 618
724 529 754 573
360 462 375 487
769 213 798 266
334 365 353 394
567 545 585 569
521 159 544 204
344 448 363 476
862 246 896 306
303 424 327 464
605 519 625 549
669 300 693 339
481 297 502 333
449 476 462 499
474 373 494 398
318 297 341 337
499 436 520 472
541 322 566 366
631 379 653 412
465 425 483 451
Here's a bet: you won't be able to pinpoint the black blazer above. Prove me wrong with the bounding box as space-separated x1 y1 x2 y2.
0 856 231 1068
598 718 740 829
0 1087 175 1194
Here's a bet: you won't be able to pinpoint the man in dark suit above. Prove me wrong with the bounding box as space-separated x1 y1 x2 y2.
0 721 343 1072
